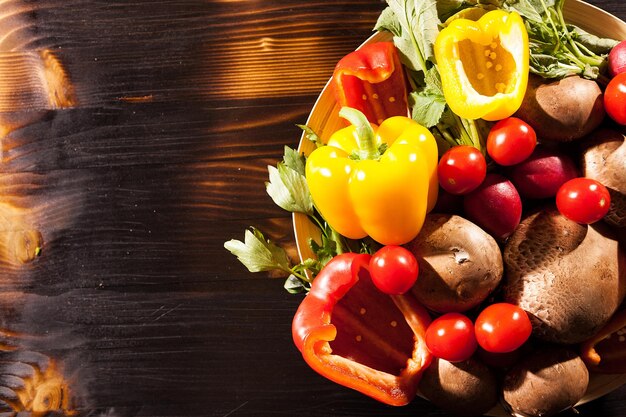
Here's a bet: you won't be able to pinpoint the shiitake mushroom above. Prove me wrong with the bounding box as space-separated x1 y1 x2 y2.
405 214 503 313
502 206 626 344
581 127 626 227
502 346 589 417
514 74 605 143
418 357 499 417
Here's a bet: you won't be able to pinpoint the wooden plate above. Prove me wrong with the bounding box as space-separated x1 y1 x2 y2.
293 1 626 414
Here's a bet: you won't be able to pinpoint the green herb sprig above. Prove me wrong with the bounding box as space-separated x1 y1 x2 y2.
224 143 370 294
439 0 618 81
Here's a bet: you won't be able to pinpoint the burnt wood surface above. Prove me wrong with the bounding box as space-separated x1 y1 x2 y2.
0 1 622 416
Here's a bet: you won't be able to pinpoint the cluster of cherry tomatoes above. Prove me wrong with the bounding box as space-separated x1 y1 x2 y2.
363 42 626 369
437 116 611 225
425 304 532 363
368 245 533 363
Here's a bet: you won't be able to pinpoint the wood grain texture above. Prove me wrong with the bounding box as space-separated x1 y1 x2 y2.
0 0 620 416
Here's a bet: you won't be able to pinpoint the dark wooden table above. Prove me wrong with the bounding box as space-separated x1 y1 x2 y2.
0 1 623 416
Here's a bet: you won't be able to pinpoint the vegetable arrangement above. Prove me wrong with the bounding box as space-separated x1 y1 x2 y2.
225 0 626 416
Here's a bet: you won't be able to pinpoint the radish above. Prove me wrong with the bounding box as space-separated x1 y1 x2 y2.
608 40 626 77
507 146 579 200
463 174 522 240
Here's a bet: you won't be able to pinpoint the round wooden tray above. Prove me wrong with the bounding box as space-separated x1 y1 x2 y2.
293 1 626 414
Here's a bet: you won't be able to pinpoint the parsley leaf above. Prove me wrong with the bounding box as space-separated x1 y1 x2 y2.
281 146 306 175
224 228 291 273
374 7 402 37
382 0 440 73
410 67 447 127
296 124 324 148
499 0 617 79
266 147 313 215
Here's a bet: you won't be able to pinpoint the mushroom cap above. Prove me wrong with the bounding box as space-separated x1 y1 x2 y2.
419 357 498 417
582 128 626 227
406 214 503 313
503 206 626 344
503 346 589 417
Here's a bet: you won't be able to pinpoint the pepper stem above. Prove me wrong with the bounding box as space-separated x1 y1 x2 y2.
338 107 379 160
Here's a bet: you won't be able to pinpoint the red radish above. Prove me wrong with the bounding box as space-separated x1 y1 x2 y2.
609 40 626 77
507 146 579 199
463 173 522 240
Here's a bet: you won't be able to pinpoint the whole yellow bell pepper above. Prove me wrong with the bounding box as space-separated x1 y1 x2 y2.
434 10 529 121
305 107 438 246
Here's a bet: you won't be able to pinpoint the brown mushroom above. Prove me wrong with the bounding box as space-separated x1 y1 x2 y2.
419 357 499 417
502 346 589 417
581 127 626 227
514 74 605 142
405 214 503 313
502 206 626 344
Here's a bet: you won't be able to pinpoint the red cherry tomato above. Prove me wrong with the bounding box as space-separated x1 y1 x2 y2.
475 303 532 353
486 117 537 166
437 145 487 195
604 72 626 125
556 178 611 224
425 313 477 362
369 246 419 295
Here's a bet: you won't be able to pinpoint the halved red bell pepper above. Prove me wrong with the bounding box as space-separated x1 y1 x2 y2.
332 42 409 125
581 308 626 373
292 252 432 406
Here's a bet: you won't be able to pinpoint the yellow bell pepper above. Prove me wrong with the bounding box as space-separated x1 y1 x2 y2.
305 107 438 246
434 10 529 121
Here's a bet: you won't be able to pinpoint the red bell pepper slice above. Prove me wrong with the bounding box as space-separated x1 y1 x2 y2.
292 252 432 406
332 42 409 125
581 308 626 373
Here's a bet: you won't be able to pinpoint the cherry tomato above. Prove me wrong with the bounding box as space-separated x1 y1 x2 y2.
604 72 626 125
369 246 418 295
486 117 537 166
437 145 486 195
556 178 611 224
475 303 532 353
425 313 477 362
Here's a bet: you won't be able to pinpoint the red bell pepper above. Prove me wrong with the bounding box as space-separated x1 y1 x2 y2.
332 42 409 125
292 252 432 406
581 308 626 374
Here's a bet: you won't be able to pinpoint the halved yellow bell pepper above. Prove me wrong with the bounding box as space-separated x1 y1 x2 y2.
434 10 529 121
305 107 438 246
